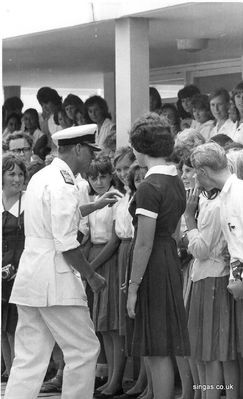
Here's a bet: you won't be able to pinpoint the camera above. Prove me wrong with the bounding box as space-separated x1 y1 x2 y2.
2 264 16 281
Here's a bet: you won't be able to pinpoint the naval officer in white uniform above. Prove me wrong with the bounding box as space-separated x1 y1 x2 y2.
4 125 120 399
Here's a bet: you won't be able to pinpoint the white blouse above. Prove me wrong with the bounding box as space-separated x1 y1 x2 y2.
95 118 115 149
114 191 134 239
230 122 243 144
197 120 215 141
187 194 229 282
210 119 235 138
89 186 118 244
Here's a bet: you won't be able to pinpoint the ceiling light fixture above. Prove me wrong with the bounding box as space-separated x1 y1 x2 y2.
176 38 209 52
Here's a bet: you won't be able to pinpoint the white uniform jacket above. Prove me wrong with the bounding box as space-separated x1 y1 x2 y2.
10 158 88 307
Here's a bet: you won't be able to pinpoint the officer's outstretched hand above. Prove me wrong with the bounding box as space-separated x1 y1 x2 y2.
87 272 106 293
95 191 122 210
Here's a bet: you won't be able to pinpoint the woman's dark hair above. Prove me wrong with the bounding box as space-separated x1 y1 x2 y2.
87 154 115 195
149 87 162 110
178 155 193 172
177 84 200 100
232 81 243 100
209 88 230 103
84 95 111 123
161 103 181 131
210 134 233 148
87 154 114 179
37 87 62 107
63 94 84 110
6 112 22 129
113 146 135 168
4 97 23 112
127 162 140 196
23 108 40 129
2 154 27 184
129 114 174 158
191 93 212 114
33 134 51 161
176 99 191 119
53 106 72 127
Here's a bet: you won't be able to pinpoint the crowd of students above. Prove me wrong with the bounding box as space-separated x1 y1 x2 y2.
2 80 243 399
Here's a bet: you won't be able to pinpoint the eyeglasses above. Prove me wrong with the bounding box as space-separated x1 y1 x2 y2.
11 147 31 154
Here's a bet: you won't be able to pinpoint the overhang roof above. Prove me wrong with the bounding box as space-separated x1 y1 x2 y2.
2 2 243 80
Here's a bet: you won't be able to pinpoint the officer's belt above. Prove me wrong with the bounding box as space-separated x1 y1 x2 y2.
25 236 55 249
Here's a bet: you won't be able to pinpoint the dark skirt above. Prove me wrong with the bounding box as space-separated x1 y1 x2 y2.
130 235 190 357
188 275 237 361
235 299 243 357
118 239 132 336
2 302 18 334
88 244 119 332
2 278 18 334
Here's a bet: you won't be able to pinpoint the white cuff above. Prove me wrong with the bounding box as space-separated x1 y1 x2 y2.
136 208 158 219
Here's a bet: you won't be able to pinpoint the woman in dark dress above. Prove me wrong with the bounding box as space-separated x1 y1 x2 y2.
2 155 26 380
127 115 190 399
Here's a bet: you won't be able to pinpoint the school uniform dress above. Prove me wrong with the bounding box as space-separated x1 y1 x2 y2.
88 186 119 332
5 158 99 399
115 191 134 336
219 174 243 356
210 119 235 138
130 165 190 357
187 195 237 361
2 193 25 334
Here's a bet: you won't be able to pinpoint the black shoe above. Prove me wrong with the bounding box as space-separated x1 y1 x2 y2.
40 376 62 393
1 373 9 383
95 376 108 389
113 393 141 399
94 388 124 398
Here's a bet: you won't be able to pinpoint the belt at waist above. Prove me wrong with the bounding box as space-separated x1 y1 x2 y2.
25 236 56 249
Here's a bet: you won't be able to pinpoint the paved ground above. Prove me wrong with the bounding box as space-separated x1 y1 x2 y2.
1 382 227 398
1 383 61 398
1 382 183 398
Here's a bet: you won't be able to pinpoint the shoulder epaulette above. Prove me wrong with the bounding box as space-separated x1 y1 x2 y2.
60 170 74 185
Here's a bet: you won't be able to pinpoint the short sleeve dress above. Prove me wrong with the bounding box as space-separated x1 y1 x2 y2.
2 193 25 334
130 164 190 357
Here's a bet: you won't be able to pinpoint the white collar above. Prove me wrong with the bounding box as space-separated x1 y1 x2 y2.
145 164 177 178
2 192 25 217
220 173 238 195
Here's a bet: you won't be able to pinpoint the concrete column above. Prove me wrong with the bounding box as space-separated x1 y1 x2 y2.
184 71 194 85
103 72 116 122
241 56 243 79
4 85 21 100
115 18 149 147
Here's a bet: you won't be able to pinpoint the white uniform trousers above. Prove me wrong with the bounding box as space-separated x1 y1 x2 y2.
4 305 100 399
